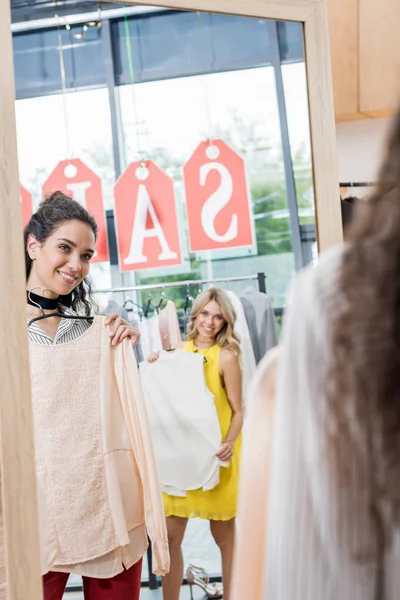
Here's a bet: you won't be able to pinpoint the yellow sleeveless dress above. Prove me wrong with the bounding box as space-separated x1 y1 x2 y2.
163 341 241 521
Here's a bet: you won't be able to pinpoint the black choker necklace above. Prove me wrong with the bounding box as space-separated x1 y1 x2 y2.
27 290 59 310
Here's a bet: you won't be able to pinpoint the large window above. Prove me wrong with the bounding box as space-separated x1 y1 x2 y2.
15 87 115 290
116 16 306 309
282 63 315 226
13 23 106 99
112 12 305 85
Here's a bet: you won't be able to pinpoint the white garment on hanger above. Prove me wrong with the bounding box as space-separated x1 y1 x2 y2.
139 314 163 359
139 350 227 497
227 290 257 403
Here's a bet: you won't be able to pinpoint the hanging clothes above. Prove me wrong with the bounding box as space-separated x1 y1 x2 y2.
125 310 144 364
139 314 163 359
158 300 182 350
103 299 144 364
178 312 192 339
104 299 130 323
240 289 278 364
29 316 169 578
226 291 257 402
162 341 241 521
139 350 227 497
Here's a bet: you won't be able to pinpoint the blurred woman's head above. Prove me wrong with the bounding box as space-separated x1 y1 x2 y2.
330 108 400 543
187 288 241 355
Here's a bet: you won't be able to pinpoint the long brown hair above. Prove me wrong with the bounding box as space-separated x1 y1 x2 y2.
187 288 241 356
329 109 400 555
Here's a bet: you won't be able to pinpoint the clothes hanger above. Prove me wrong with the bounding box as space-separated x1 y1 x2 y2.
184 284 194 315
157 289 168 311
123 297 144 318
123 298 134 310
144 297 154 318
27 289 93 328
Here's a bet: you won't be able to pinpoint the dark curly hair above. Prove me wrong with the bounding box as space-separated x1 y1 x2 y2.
25 191 98 315
329 109 400 559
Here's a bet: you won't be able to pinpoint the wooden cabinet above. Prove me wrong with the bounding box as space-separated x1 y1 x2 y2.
328 0 359 120
328 0 400 120
359 0 400 116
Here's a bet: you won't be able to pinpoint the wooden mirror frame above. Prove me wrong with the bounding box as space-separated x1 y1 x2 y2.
0 0 340 598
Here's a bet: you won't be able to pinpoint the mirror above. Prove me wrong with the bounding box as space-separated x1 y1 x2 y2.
0 0 340 598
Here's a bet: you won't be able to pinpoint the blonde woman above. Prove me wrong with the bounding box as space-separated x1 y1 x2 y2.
148 288 243 600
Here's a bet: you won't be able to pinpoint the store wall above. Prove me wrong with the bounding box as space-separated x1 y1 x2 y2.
335 117 391 185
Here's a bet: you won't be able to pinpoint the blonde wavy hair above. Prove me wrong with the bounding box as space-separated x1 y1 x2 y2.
187 288 241 356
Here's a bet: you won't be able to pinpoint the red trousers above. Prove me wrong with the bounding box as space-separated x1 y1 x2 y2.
43 559 143 600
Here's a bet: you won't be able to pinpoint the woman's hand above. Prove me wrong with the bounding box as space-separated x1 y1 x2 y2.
216 441 234 462
105 313 140 348
147 351 161 363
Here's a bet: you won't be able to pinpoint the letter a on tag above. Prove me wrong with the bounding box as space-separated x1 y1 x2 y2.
114 161 182 272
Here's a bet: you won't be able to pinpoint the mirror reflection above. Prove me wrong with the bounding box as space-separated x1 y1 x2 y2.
6 1 318 599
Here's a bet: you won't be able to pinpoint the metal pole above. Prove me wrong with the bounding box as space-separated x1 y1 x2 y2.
268 20 304 271
101 19 133 293
95 274 261 295
102 19 123 181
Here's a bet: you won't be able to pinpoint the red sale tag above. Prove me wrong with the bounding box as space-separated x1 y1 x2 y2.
114 161 182 272
184 139 254 252
43 159 109 263
20 185 33 228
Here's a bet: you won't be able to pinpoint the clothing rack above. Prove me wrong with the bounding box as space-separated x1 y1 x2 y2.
96 272 268 295
339 182 374 188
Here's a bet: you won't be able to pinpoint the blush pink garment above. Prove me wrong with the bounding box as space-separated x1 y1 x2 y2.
29 316 169 578
158 301 181 350
231 347 278 600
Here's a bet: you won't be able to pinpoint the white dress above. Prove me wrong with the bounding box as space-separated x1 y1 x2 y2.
138 314 163 358
139 350 227 497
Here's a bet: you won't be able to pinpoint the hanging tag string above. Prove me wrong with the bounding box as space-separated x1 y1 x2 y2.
55 10 73 162
197 11 214 145
123 7 145 164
